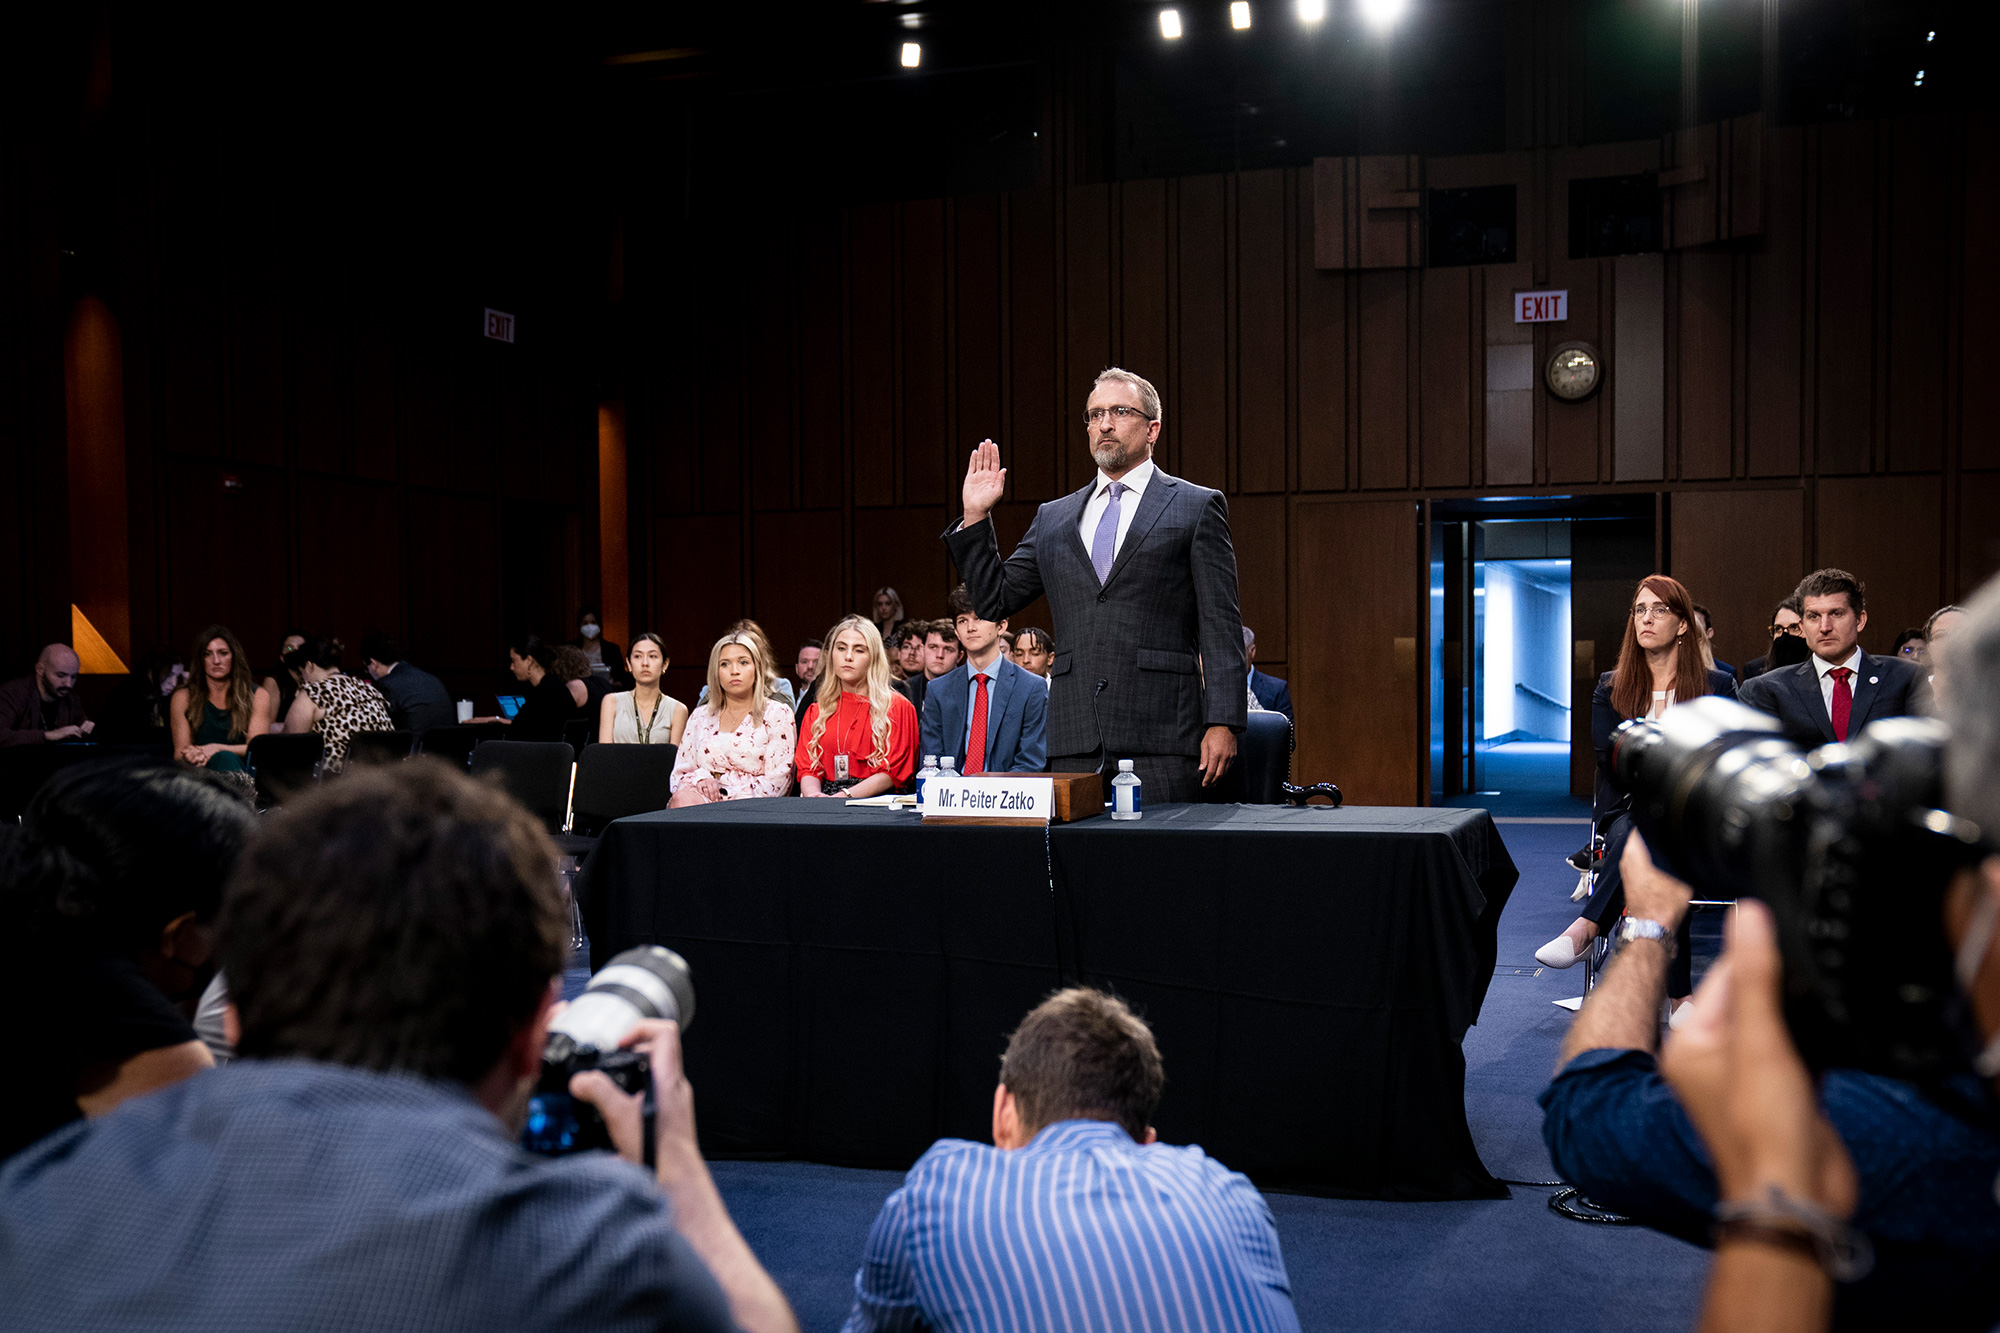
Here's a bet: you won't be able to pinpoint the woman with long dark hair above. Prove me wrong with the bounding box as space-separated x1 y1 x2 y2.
599 632 687 745
1536 575 1737 1008
169 625 274 774
280 636 393 771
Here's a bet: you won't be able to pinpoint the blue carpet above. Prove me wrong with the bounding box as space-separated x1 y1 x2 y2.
693 815 1711 1331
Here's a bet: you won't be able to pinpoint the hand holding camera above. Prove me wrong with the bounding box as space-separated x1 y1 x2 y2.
1661 901 1857 1218
568 1018 702 1182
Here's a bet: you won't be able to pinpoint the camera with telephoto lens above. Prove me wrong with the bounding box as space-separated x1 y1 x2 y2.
1611 697 1987 1080
521 945 696 1157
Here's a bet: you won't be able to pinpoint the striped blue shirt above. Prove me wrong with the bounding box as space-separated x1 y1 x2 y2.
842 1119 1298 1333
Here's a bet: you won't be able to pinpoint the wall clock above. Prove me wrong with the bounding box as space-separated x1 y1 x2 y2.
1545 341 1602 401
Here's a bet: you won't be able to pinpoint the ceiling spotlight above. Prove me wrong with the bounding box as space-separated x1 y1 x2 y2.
900 42 921 67
1357 0 1406 28
1297 0 1326 19
1159 7 1183 38
1231 1 1252 29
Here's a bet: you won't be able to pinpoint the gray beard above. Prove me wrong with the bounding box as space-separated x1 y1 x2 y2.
1091 441 1134 473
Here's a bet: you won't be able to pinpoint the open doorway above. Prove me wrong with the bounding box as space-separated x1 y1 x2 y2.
1432 495 1654 813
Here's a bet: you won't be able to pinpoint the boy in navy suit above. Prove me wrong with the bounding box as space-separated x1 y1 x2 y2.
921 586 1048 774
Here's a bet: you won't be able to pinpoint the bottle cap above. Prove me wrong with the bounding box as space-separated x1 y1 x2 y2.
941 757 955 768
923 756 936 765
1119 759 1134 771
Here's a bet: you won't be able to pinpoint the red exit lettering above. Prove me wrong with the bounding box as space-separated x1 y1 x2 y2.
1513 290 1568 324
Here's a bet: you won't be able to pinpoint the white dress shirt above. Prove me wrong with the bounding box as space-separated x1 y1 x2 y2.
1814 646 1864 717
1077 457 1156 563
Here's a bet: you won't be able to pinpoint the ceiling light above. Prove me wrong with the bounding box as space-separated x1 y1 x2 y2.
1231 1 1252 29
1297 0 1326 20
1357 0 1406 28
900 42 921 67
1159 7 1183 38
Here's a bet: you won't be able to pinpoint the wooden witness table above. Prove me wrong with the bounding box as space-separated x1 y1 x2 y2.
573 798 1519 1200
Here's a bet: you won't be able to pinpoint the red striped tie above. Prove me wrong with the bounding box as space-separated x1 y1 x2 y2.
966 673 990 775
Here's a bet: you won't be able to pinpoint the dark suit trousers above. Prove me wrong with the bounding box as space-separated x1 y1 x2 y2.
1580 814 1694 997
1049 751 1203 805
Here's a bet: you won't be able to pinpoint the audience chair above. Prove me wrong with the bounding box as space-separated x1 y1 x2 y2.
561 717 593 755
416 723 506 770
344 729 414 766
554 742 679 856
468 739 576 835
247 733 324 810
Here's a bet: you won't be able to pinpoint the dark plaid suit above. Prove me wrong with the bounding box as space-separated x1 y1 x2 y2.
945 465 1246 802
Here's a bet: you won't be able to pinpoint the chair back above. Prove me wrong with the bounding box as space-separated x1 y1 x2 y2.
247 733 324 809
561 717 594 754
345 729 415 766
1208 710 1293 804
570 743 679 833
417 723 507 769
469 739 576 833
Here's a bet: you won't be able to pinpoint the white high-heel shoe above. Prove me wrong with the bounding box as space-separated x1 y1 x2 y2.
1536 932 1593 969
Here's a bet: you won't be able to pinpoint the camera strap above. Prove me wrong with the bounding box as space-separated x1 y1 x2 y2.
1957 883 2000 1079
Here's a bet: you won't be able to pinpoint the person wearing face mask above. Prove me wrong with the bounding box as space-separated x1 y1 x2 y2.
571 609 623 684
280 636 394 771
0 761 253 1159
260 629 309 723
668 633 795 805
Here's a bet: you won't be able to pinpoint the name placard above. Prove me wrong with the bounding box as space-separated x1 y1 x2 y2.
921 774 1053 824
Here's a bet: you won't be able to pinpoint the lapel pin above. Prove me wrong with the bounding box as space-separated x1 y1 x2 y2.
1869 676 1878 685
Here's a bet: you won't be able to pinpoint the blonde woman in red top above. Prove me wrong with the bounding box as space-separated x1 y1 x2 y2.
795 615 918 798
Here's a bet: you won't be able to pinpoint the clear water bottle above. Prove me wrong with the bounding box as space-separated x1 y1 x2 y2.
939 756 957 775
916 756 939 811
1110 759 1142 820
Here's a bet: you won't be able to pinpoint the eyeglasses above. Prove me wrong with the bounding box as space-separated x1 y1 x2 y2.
1631 602 1678 622
1768 622 1804 637
1083 405 1154 426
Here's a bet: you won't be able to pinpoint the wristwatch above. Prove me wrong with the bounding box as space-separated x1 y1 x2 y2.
1614 917 1678 959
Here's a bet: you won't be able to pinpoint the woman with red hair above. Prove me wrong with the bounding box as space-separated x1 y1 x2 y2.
1535 575 1737 1010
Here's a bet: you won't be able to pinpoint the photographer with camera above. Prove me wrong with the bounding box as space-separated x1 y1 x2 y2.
1539 581 2000 1330
0 761 797 1333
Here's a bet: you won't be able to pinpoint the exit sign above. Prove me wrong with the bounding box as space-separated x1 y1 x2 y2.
484 308 516 343
1514 290 1568 323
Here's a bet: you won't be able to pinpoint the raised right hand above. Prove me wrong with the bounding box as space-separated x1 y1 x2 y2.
961 438 1007 528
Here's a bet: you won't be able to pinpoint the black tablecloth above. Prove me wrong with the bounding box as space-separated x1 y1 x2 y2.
574 799 1517 1200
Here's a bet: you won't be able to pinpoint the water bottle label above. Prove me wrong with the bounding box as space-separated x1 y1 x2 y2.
1115 782 1140 815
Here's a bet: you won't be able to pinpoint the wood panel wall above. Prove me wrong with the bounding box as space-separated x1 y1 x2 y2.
625 110 1998 798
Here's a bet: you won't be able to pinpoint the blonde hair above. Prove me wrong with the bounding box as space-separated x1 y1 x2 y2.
805 615 895 771
703 633 771 717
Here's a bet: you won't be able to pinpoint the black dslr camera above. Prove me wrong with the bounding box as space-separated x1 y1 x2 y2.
521 945 696 1157
1611 697 1986 1080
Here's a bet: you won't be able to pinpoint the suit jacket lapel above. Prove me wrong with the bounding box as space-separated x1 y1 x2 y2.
1847 653 1882 731
986 660 1014 756
1790 661 1836 744
1103 471 1177 589
1064 480 1096 568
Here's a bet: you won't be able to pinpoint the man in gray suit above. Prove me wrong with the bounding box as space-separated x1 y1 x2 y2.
944 367 1245 803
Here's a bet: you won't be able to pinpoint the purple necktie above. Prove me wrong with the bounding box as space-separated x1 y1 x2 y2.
1091 481 1126 584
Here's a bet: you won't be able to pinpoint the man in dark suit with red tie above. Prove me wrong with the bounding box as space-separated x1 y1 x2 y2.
1737 568 1926 746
